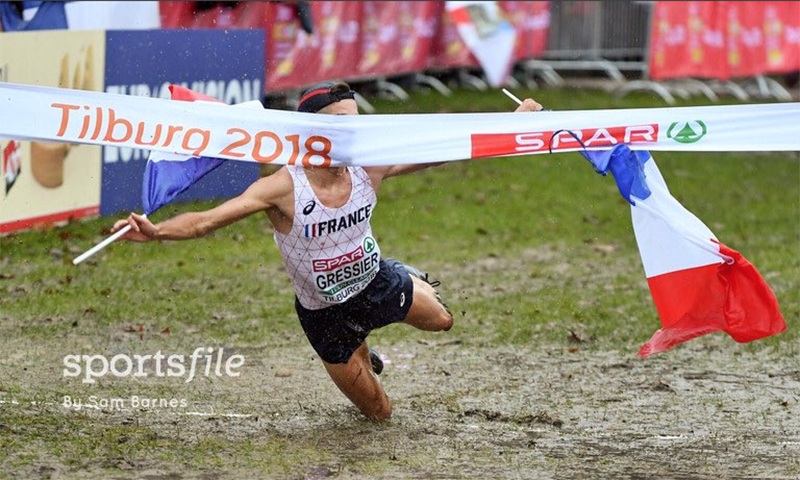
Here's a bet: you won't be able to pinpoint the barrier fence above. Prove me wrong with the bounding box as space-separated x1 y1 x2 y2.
159 1 551 92
544 1 650 60
159 1 798 96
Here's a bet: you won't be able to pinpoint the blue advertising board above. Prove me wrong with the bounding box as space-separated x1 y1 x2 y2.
102 29 265 216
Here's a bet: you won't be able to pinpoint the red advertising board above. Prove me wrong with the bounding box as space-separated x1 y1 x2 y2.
650 1 798 80
358 2 438 77
650 1 728 80
159 1 558 90
724 1 767 78
267 1 362 91
763 1 800 74
429 1 479 70
160 1 268 29
500 1 550 60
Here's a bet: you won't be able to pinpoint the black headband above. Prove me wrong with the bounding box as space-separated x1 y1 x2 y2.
297 83 355 113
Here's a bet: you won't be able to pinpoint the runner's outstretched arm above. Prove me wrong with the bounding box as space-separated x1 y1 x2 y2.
110 174 290 242
370 98 544 182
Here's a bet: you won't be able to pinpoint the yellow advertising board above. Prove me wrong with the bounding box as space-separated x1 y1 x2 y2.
0 30 105 233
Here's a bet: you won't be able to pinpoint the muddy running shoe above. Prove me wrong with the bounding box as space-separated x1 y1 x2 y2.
388 259 441 288
369 348 384 375
388 259 453 317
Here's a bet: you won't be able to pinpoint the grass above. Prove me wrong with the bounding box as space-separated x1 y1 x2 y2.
2 86 798 353
0 86 798 478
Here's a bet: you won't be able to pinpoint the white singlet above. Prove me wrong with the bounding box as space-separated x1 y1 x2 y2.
274 166 382 310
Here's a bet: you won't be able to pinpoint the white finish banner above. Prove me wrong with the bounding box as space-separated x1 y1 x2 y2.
1 82 798 168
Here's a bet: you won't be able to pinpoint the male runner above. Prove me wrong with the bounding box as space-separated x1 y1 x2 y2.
112 82 542 419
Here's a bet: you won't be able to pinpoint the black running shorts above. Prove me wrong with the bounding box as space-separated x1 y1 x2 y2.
295 258 414 364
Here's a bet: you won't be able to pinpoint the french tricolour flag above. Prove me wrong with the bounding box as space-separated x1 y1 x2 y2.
582 145 785 356
142 86 261 215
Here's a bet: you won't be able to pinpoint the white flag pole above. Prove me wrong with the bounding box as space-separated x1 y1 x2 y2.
72 214 146 265
502 88 524 106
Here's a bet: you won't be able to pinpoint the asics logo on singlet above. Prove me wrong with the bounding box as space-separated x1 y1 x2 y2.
304 205 372 238
302 200 316 215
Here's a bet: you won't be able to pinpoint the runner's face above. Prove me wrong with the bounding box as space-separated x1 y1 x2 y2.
318 99 358 116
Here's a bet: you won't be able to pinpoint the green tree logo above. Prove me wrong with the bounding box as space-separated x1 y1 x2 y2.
363 236 376 254
667 120 707 144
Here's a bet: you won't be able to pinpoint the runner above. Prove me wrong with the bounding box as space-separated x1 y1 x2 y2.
112 81 543 419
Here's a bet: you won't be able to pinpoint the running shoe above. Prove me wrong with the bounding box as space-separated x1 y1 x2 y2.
369 348 384 375
387 258 441 288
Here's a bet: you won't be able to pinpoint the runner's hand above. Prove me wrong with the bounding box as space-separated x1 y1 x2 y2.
111 213 157 242
515 98 544 112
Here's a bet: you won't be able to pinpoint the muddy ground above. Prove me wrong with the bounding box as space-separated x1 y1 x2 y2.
2 337 799 480
2 242 798 479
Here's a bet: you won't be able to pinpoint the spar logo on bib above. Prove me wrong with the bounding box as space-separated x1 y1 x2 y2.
313 246 365 272
313 236 381 303
667 120 707 144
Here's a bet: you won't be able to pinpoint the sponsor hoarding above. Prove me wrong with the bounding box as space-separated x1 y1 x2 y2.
102 29 264 216
0 30 105 234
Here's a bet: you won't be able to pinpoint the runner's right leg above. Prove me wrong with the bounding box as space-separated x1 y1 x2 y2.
322 342 392 420
403 276 454 332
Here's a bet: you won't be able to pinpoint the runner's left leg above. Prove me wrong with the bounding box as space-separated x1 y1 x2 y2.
322 342 392 420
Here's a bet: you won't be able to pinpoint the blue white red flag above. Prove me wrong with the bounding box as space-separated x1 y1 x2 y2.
581 145 785 356
141 86 262 215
